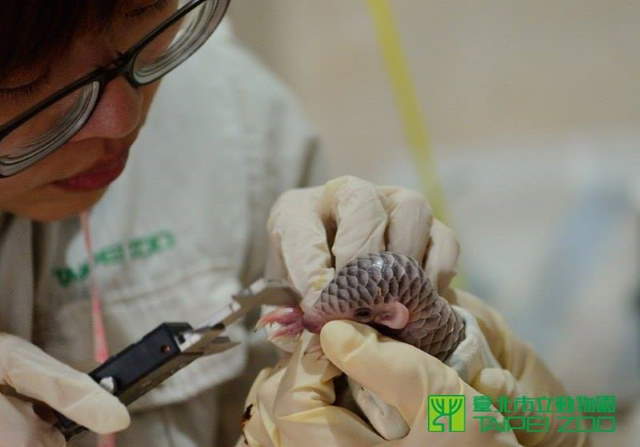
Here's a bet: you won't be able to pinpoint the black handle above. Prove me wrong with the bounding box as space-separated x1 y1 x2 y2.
55 322 197 440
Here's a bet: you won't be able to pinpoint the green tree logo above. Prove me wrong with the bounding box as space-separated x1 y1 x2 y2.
427 395 466 432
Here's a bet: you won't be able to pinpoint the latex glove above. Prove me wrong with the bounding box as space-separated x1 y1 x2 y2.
0 334 130 447
442 288 591 447
241 321 521 446
265 176 458 313
260 175 589 446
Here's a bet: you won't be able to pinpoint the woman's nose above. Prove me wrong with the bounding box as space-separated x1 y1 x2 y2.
70 76 143 142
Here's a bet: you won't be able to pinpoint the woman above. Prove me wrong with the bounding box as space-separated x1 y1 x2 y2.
0 1 586 446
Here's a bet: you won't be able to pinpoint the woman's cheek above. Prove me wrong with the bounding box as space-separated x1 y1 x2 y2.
0 165 54 202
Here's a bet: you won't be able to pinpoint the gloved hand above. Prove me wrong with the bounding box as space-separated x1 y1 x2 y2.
241 321 521 446
258 175 589 446
265 176 458 314
441 288 590 447
0 333 130 447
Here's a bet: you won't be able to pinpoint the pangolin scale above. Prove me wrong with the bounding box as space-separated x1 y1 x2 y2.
307 252 465 361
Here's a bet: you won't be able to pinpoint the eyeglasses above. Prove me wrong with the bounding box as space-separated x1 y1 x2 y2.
0 0 231 178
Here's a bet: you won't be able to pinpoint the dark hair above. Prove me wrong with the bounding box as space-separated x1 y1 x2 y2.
0 0 121 80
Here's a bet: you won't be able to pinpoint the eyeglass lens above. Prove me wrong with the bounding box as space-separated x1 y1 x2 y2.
0 83 101 162
134 0 220 84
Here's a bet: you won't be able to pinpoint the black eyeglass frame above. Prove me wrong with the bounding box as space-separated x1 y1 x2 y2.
0 0 231 178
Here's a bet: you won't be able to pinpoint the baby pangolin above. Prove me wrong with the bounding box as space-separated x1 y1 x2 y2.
259 251 466 362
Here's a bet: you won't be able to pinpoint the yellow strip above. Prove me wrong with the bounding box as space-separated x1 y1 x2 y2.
364 0 448 223
365 0 466 288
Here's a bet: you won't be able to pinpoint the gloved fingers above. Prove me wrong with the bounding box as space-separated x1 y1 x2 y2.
444 288 570 398
0 395 66 447
243 393 280 447
377 185 459 294
266 186 334 309
505 336 567 398
266 177 445 311
376 392 522 447
319 322 521 447
0 334 130 434
444 290 591 446
249 359 294 419
277 406 384 447
376 186 433 264
440 288 510 363
258 380 384 445
243 359 304 447
471 368 522 403
243 367 287 447
273 332 343 416
472 368 590 447
472 369 561 447
319 320 462 422
501 342 590 447
318 176 387 271
423 219 460 292
274 332 384 446
248 332 383 446
244 366 275 413
267 176 393 310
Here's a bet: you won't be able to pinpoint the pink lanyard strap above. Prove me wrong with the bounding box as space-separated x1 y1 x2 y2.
80 211 117 447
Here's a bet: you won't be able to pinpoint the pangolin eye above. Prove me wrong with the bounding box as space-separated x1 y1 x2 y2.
353 308 372 321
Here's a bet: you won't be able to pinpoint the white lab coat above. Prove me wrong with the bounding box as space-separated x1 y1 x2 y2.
0 22 326 447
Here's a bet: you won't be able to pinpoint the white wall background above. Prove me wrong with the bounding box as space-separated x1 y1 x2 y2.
228 0 638 177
